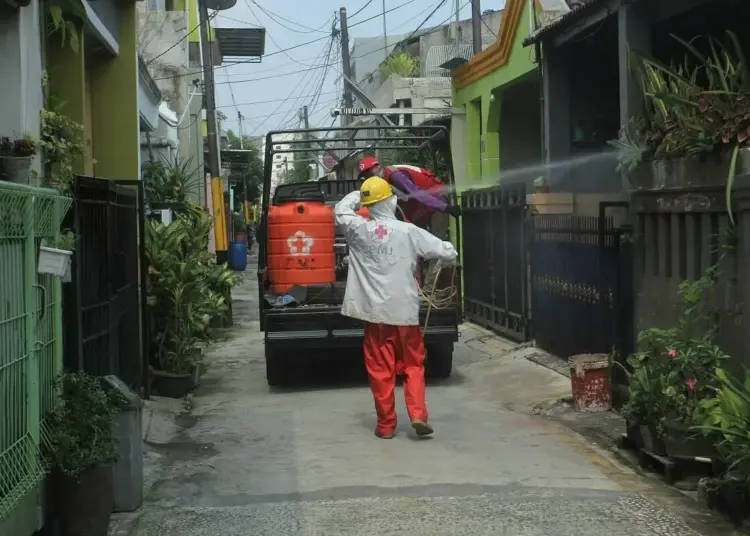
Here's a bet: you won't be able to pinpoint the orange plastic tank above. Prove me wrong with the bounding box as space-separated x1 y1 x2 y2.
356 207 370 219
267 201 336 293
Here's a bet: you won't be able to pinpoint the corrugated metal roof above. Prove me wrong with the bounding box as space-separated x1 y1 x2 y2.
215 27 266 59
522 0 611 47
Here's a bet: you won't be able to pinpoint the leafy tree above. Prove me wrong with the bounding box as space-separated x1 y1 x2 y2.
283 132 319 183
225 129 263 203
380 52 419 79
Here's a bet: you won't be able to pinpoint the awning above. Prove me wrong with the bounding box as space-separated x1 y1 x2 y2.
215 27 266 61
522 0 613 47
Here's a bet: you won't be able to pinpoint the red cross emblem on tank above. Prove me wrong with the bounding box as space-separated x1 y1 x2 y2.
287 231 314 256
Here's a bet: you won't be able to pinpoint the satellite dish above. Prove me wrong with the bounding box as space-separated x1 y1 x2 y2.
204 0 236 11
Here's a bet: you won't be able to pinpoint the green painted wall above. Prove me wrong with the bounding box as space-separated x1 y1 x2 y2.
90 2 140 181
46 27 87 174
453 0 537 189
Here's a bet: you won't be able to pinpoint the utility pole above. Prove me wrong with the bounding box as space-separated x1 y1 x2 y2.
471 0 482 55
237 110 244 149
339 7 353 125
382 0 388 62
301 105 315 180
237 110 251 225
199 0 227 257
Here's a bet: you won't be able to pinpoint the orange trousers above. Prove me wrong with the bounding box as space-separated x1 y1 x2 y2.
363 322 428 435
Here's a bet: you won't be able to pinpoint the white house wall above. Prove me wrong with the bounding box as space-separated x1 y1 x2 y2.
0 1 44 176
137 5 193 165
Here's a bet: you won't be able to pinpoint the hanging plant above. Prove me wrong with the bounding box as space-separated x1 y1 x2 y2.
47 5 80 53
38 108 85 194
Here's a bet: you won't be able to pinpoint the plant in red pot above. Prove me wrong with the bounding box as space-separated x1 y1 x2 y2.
45 372 119 536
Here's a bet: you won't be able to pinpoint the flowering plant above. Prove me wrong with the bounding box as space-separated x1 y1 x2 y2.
622 268 728 426
662 337 728 424
659 269 728 424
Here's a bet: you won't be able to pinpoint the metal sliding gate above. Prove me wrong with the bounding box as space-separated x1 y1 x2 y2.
460 184 530 342
530 204 633 362
63 176 148 393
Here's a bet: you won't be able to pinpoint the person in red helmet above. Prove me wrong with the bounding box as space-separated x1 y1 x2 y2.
357 156 461 228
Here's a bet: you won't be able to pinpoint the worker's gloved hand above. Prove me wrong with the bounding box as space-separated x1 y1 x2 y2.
446 205 462 218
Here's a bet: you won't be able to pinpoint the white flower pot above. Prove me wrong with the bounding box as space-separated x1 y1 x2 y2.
38 246 72 277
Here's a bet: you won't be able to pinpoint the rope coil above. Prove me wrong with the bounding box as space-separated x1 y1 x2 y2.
418 263 458 336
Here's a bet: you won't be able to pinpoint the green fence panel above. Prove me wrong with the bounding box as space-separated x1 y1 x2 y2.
0 182 71 521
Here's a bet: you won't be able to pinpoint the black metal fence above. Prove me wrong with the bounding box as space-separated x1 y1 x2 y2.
63 176 148 393
460 183 530 342
530 206 633 363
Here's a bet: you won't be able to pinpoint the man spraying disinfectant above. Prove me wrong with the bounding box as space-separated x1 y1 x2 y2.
357 156 461 228
335 177 458 439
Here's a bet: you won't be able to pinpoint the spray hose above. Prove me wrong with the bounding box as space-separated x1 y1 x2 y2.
418 263 458 337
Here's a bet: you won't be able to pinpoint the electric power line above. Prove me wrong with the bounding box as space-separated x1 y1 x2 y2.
349 0 373 19
277 37 337 129
139 12 170 53
251 1 332 34
213 62 339 85
214 90 340 109
214 13 262 27
222 96 340 123
146 11 217 66
154 0 424 80
247 36 335 136
471 1 498 38
355 0 470 85
245 0 319 67
202 1 470 89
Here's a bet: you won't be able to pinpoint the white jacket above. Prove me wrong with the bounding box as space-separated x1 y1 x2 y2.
334 191 458 326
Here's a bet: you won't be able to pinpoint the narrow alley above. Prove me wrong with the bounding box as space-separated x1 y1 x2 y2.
107 254 736 536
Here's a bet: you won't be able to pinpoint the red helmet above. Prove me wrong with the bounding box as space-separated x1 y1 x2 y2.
358 156 380 175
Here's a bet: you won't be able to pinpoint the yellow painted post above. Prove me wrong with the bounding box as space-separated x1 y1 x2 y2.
211 177 228 251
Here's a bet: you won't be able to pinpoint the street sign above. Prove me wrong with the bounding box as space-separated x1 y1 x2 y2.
333 107 466 117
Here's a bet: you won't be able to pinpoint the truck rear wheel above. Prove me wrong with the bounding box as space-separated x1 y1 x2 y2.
265 347 286 386
426 344 453 379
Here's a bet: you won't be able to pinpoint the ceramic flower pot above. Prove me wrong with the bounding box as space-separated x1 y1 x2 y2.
53 465 114 536
662 417 716 460
150 369 195 398
0 155 32 184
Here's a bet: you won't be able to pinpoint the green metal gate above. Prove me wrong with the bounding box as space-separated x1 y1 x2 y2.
0 182 71 523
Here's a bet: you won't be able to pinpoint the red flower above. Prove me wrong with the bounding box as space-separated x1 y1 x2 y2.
667 348 677 358
685 377 697 392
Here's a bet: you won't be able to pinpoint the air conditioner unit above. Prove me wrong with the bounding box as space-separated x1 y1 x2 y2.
147 208 173 224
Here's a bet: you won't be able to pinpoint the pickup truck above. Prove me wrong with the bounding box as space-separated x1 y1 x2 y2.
257 124 462 386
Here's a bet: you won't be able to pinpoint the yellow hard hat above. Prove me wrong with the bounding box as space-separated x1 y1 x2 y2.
360 177 393 206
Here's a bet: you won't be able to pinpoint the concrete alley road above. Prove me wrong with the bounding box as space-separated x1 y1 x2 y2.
114 254 736 536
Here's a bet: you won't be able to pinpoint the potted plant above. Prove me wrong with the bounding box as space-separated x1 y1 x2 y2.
38 229 75 278
145 209 234 397
611 31 750 224
620 327 672 454
0 134 37 183
620 365 661 450
45 372 119 536
658 271 728 459
38 105 85 194
696 368 750 525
